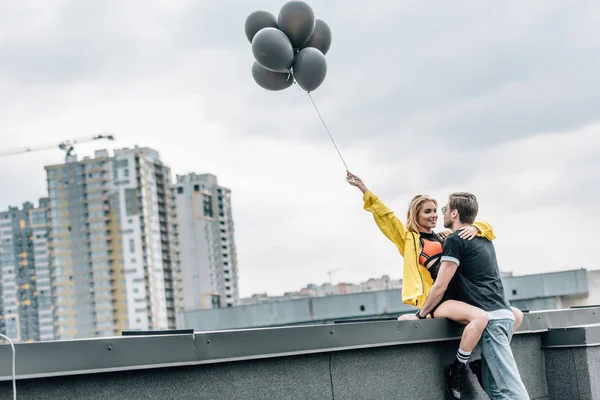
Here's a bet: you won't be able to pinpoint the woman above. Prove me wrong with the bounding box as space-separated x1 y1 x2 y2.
346 171 523 395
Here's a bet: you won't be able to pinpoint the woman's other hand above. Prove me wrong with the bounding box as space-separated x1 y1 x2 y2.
458 225 479 240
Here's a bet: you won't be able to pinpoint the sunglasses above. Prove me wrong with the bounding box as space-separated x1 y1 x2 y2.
441 206 448 214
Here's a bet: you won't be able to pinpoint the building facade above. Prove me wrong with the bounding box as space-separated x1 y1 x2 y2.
45 147 180 340
174 173 239 311
185 269 598 332
30 198 55 341
112 147 181 332
240 275 403 306
0 199 52 342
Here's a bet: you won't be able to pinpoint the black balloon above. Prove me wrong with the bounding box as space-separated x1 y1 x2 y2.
304 18 332 55
278 1 316 48
244 10 278 43
292 47 327 92
251 61 293 91
251 27 295 73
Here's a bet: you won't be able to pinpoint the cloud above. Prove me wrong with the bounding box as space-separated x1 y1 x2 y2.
0 0 598 297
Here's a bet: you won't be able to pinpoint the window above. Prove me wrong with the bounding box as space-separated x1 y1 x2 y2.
124 169 129 177
86 182 104 190
89 222 105 230
125 189 139 216
88 211 105 219
194 184 200 192
512 289 517 295
211 295 220 308
87 191 104 200
202 194 213 217
129 239 135 253
177 187 184 194
31 211 48 226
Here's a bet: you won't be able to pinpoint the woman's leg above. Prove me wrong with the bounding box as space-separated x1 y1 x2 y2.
511 307 523 332
433 300 489 354
434 300 490 399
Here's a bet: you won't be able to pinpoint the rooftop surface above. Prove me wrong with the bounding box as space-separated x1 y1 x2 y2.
1 306 599 399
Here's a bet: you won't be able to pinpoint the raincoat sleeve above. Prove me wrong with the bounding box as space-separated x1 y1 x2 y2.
362 190 409 255
473 221 496 241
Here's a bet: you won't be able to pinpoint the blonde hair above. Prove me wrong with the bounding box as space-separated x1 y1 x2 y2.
406 194 438 233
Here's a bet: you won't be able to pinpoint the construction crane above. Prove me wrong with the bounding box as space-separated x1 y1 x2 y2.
326 268 341 286
0 133 115 162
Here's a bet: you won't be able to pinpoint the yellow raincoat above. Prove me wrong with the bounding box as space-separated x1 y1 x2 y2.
363 190 496 307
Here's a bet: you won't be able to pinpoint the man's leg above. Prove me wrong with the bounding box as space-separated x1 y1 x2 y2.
481 354 496 395
480 319 529 399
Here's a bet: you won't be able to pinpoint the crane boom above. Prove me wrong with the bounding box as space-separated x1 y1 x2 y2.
326 268 341 286
0 133 115 158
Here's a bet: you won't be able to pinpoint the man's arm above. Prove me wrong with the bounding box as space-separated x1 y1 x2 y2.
417 261 458 317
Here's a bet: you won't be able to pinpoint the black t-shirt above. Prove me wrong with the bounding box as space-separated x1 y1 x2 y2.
441 232 511 312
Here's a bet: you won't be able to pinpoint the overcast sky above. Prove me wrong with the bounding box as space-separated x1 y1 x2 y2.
1 0 598 297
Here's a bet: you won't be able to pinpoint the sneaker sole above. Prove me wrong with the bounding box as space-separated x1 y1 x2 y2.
445 364 460 400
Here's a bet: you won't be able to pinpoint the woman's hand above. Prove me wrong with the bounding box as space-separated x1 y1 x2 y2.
346 171 368 193
398 314 418 321
458 225 480 240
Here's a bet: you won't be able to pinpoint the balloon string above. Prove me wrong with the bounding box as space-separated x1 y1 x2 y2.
305 90 349 171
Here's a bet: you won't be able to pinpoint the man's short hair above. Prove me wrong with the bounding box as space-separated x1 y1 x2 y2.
448 192 478 224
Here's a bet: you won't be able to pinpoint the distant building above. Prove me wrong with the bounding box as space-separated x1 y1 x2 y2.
30 198 54 341
185 269 598 332
45 147 180 339
173 173 239 311
0 198 52 342
239 275 402 306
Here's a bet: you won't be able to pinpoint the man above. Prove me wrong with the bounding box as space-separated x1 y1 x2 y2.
401 192 529 400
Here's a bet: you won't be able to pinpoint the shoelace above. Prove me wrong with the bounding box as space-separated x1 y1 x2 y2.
452 365 464 391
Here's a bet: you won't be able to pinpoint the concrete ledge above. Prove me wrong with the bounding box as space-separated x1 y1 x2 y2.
542 324 600 348
1 308 599 399
0 330 552 399
0 307 599 381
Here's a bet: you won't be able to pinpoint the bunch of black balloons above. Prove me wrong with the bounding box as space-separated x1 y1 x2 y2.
245 1 332 92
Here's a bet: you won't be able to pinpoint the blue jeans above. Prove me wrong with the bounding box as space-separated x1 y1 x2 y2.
481 319 530 399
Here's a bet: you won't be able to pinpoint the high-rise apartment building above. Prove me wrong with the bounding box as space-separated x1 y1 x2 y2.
174 173 239 310
30 198 55 341
45 147 180 339
112 147 180 331
0 199 53 342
